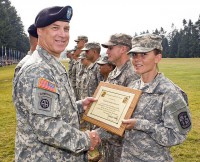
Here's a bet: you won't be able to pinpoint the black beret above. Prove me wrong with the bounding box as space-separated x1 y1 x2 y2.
35 6 73 28
27 24 38 38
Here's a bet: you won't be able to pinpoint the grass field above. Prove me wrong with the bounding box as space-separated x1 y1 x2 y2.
0 58 200 162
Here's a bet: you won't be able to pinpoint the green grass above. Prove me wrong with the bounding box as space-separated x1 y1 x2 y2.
0 58 200 162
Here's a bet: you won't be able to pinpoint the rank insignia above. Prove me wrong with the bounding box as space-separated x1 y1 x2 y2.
38 78 56 93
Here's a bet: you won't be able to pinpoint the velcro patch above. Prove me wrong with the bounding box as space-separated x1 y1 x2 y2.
178 111 191 129
38 78 56 93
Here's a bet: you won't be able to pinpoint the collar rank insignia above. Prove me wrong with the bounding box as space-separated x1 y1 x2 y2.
38 78 56 93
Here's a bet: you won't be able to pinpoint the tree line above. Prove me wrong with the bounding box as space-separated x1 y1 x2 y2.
0 0 199 61
137 16 200 58
0 0 29 62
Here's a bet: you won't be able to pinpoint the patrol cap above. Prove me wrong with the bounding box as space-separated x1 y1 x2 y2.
74 35 88 42
28 24 38 38
35 6 73 28
97 56 114 66
82 42 101 51
78 51 87 59
128 34 163 54
101 33 132 49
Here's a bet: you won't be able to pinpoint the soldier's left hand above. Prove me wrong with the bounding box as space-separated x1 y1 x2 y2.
82 97 97 110
122 118 137 130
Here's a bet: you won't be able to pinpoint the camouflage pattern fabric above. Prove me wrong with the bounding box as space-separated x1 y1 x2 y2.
120 73 191 162
67 58 75 81
107 59 139 87
100 59 139 162
102 33 132 49
70 59 79 99
85 60 103 97
129 33 163 53
80 67 90 100
14 51 32 78
76 60 85 100
12 46 91 162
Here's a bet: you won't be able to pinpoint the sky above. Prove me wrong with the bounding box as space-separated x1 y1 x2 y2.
9 0 200 52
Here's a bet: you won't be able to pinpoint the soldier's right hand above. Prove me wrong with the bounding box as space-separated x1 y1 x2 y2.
87 130 101 150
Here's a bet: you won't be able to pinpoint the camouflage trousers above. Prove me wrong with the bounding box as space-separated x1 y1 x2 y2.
100 139 122 162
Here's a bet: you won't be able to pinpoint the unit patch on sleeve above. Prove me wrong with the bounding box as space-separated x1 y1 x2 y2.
38 78 56 93
178 111 191 129
33 78 59 117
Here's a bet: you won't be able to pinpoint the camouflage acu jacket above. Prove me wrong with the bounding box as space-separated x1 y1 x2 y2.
120 73 192 162
85 60 103 97
12 46 90 162
107 59 139 86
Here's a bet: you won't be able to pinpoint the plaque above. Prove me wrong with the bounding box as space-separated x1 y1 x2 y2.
83 81 142 136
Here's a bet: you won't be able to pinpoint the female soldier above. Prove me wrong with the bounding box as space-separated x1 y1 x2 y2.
121 34 192 162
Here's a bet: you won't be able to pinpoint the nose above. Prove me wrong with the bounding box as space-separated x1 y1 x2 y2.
58 29 67 37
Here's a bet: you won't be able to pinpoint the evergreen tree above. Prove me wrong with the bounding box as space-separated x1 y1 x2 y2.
0 0 29 59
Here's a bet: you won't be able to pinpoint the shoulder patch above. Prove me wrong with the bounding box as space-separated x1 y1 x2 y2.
38 78 56 93
178 111 191 129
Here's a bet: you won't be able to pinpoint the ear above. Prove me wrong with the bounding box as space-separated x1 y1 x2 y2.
155 53 162 64
37 28 42 36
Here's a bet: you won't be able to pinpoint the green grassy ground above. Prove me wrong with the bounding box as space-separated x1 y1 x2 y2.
0 58 199 162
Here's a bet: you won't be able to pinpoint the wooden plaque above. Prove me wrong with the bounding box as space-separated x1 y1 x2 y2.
83 81 142 136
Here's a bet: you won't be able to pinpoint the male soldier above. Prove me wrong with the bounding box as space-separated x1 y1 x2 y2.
71 36 88 100
66 47 76 82
96 55 116 81
79 52 92 100
98 33 140 162
74 35 88 56
82 42 103 97
14 24 38 78
12 6 100 162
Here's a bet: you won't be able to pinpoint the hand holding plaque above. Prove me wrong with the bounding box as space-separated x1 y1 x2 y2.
83 82 142 136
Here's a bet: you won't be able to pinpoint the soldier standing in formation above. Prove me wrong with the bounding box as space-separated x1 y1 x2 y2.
98 33 140 162
14 24 38 78
12 5 100 162
66 48 75 80
82 42 103 97
96 34 192 162
71 36 88 100
96 55 116 81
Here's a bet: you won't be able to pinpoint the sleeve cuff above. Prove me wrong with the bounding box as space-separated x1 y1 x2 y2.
76 100 84 114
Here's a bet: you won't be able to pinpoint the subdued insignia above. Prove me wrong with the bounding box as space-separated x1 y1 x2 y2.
40 98 50 109
38 78 56 93
178 112 191 129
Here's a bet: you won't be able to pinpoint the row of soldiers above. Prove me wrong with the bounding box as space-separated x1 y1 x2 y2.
65 34 140 162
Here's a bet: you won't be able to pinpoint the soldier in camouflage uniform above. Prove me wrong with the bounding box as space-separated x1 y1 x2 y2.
66 48 75 80
74 35 88 57
120 34 192 161
79 52 92 100
81 42 104 162
14 24 38 78
98 33 140 162
12 6 101 162
96 56 116 81
71 36 88 100
82 42 103 97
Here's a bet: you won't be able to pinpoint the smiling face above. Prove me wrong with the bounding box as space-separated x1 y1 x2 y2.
131 50 162 79
37 21 70 57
